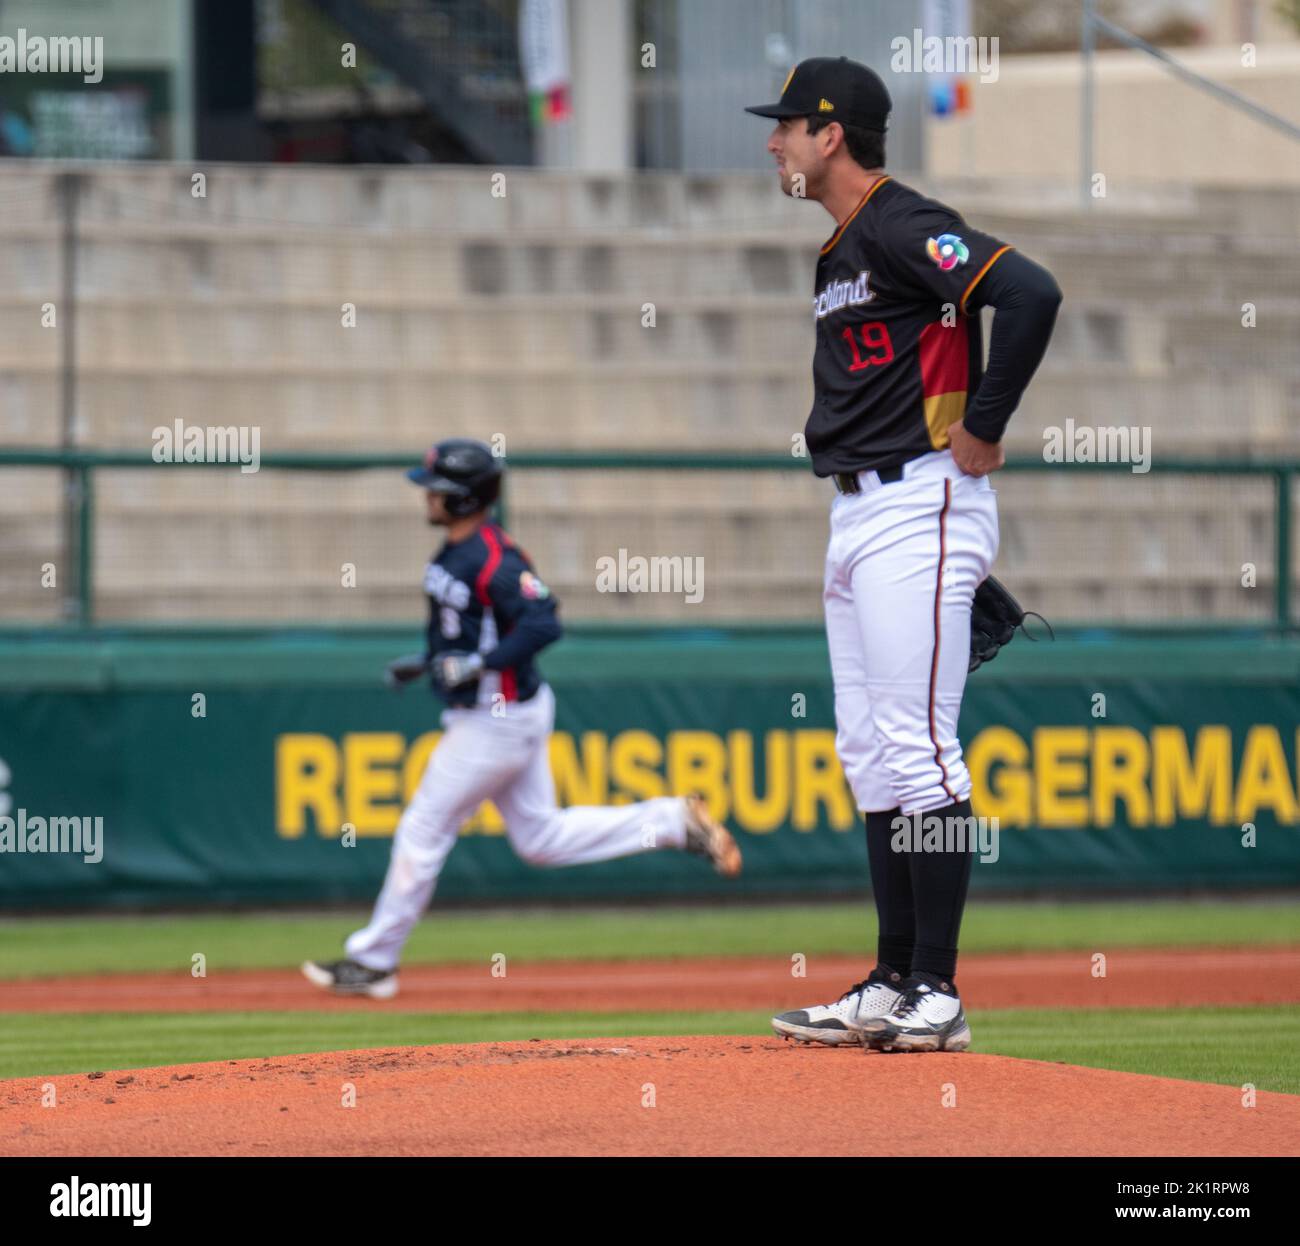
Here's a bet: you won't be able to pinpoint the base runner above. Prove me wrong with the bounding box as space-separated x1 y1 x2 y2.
304 439 741 998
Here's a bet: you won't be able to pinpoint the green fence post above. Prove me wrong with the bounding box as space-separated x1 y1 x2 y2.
77 463 94 626
65 463 94 629
1278 467 1292 631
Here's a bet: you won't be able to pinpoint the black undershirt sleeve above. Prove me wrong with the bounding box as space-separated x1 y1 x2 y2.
961 249 1063 444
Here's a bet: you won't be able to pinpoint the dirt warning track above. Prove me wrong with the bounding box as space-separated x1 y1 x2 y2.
3 1037 1297 1157
3 946 1297 1014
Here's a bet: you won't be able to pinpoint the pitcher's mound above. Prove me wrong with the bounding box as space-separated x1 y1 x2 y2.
3 1036 1296 1157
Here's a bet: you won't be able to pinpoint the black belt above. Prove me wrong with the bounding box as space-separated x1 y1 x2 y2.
834 464 904 494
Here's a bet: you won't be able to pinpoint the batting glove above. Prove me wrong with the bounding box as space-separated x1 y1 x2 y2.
437 650 485 689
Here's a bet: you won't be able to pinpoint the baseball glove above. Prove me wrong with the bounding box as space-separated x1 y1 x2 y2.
969 575 1052 673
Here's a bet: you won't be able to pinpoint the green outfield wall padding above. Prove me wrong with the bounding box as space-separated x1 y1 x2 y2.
0 631 1297 907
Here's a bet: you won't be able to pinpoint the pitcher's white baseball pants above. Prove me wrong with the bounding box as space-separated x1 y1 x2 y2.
346 682 687 971
824 448 999 817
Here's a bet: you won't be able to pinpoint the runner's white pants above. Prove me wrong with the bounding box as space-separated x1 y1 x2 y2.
824 448 999 817
346 682 687 971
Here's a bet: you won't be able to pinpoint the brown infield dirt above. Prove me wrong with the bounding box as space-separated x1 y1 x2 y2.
4 1038 1299 1157
2 945 1297 1014
3 947 1297 1156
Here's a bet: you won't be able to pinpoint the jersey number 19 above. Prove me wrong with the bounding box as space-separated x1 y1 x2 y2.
842 321 894 372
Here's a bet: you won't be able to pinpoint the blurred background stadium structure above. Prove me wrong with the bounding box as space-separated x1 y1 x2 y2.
0 0 1298 632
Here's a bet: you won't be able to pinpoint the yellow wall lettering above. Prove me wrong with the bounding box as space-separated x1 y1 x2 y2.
610 730 667 805
728 730 791 833
667 731 729 819
273 721 1298 841
276 733 341 837
1234 725 1299 824
550 732 609 806
1034 728 1090 827
792 730 855 831
1091 727 1151 827
966 726 1030 825
1151 725 1231 825
343 733 405 835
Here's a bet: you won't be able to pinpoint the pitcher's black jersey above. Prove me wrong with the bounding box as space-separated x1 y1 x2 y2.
806 176 1013 476
422 521 561 708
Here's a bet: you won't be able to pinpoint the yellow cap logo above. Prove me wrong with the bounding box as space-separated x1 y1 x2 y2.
818 98 834 112
781 66 796 96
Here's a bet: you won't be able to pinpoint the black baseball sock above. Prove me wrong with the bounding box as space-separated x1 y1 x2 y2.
864 808 914 976
905 798 976 986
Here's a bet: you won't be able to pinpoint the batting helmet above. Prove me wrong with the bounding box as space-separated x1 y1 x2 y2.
407 438 503 517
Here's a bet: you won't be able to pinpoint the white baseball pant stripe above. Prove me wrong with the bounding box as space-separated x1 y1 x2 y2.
824 448 999 816
346 682 687 971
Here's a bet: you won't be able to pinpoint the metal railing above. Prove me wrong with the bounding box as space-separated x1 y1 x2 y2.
306 0 531 163
1080 1 1300 209
1 448 1296 632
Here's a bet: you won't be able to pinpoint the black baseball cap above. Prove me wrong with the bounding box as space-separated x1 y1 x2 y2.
746 56 891 133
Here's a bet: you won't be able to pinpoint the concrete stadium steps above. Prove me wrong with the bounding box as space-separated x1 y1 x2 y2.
0 306 59 371
0 374 59 446
61 466 1278 624
986 233 1300 299
0 469 65 622
0 238 60 297
990 581 1273 624
47 299 812 371
992 472 1275 623
39 369 811 452
8 167 1288 240
41 228 822 302
91 586 415 623
2 324 1294 458
999 370 1294 457
24 227 1300 307
2 165 1297 624
0 167 816 237
15 362 1286 458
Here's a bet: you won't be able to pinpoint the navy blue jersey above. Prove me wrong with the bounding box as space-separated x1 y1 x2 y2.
421 521 561 708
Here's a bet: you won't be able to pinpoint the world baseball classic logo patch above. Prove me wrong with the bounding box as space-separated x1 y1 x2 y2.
519 571 549 600
926 233 969 271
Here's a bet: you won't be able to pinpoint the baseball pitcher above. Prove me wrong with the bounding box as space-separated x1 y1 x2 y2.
748 59 1061 1050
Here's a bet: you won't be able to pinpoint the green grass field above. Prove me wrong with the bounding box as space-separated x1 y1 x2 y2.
2 899 1297 1091
3 898 1297 979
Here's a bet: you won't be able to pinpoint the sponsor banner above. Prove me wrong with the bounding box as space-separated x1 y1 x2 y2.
0 637 1296 907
